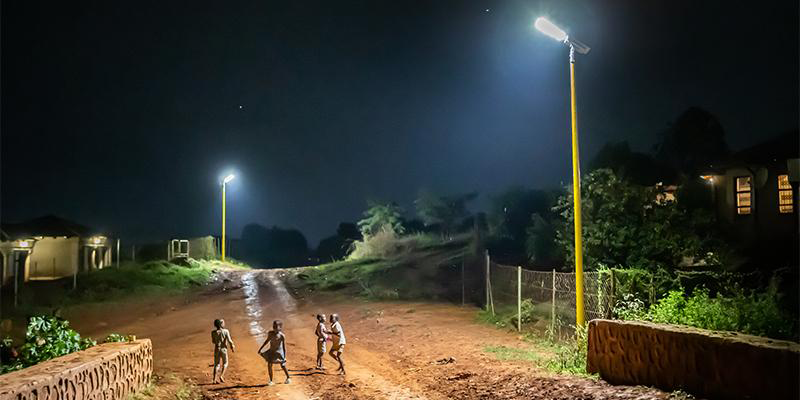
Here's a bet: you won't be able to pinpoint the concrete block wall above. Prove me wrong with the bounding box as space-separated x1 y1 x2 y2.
587 319 800 400
0 339 152 400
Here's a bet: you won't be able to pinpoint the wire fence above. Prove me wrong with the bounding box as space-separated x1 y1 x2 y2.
486 257 613 338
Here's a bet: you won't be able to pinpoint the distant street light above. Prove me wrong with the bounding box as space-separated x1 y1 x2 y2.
535 17 591 327
221 174 235 262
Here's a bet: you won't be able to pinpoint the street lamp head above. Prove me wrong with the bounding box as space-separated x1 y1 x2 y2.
534 17 568 42
223 174 235 184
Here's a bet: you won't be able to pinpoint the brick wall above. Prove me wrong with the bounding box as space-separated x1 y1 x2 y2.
587 319 800 400
0 339 152 400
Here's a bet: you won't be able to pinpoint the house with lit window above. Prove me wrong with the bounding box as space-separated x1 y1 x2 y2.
700 131 799 266
0 215 112 286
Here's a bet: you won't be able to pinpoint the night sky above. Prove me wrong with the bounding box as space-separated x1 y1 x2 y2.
2 1 798 245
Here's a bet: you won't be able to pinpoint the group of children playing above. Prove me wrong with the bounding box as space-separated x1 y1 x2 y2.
210 313 346 386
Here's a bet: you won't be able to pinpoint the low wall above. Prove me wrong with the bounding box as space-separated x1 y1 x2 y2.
587 319 800 400
0 339 152 400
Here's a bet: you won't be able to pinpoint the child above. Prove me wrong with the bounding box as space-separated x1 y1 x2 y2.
258 320 291 385
314 314 329 370
211 319 235 384
328 313 346 375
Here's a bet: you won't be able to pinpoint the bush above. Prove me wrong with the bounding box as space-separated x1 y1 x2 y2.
623 286 797 341
1 316 96 374
544 324 592 376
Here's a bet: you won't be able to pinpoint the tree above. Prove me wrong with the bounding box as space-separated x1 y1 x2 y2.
414 190 477 238
555 169 730 270
316 222 362 261
488 187 555 242
357 201 405 237
241 224 310 267
654 107 730 176
525 213 561 265
589 141 676 185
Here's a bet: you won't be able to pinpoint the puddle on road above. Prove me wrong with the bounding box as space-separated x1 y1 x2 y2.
242 271 266 342
265 270 297 313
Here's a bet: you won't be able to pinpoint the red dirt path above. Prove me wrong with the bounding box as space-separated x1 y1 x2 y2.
66 268 669 400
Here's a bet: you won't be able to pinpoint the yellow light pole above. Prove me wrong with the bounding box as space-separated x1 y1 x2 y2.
221 174 235 261
535 17 591 326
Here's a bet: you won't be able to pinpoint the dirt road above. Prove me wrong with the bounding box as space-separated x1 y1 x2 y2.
68 268 669 399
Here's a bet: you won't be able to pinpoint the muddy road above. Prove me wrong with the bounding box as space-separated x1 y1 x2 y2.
68 268 668 399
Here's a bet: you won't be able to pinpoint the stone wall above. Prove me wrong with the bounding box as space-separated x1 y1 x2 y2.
0 339 152 400
587 319 800 400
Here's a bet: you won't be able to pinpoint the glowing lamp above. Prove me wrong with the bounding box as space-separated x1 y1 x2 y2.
223 174 235 184
534 17 567 42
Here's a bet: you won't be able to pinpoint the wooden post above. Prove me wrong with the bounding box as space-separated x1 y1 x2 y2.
461 260 465 306
116 239 120 268
551 269 556 333
485 250 490 311
517 266 522 332
609 269 616 318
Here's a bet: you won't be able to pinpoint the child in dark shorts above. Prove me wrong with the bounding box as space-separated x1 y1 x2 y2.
258 320 290 385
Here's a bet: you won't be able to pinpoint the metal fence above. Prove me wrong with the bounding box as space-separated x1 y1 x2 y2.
485 254 613 336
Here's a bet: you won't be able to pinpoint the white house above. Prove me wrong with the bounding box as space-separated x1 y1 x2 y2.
0 215 112 285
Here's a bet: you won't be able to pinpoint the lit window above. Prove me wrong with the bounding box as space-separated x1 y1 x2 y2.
778 174 793 213
736 176 752 215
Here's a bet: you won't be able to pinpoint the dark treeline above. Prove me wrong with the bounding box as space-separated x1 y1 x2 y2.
238 107 798 272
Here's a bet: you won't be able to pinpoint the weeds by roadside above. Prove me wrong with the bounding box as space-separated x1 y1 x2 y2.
128 373 201 400
478 307 595 378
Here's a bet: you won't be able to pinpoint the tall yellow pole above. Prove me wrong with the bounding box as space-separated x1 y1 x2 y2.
221 183 227 262
569 45 585 327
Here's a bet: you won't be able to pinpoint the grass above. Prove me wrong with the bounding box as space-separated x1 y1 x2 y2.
484 345 542 362
128 373 202 400
9 258 249 318
478 306 596 378
297 233 471 300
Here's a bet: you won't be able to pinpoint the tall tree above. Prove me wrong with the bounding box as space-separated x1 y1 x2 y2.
590 141 676 185
555 169 731 270
414 190 477 238
357 201 405 237
654 107 730 176
241 224 310 267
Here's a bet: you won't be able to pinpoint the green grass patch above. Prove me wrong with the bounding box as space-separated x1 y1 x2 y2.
10 258 243 317
297 233 471 300
484 345 541 363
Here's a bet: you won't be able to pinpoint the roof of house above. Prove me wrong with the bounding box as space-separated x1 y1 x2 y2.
700 130 799 173
0 215 98 241
731 130 799 165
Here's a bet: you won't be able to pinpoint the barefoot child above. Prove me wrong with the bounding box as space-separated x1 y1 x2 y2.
314 314 329 370
258 320 291 385
328 313 346 375
211 319 235 384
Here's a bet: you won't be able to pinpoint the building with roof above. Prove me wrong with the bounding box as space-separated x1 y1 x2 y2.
0 215 112 285
699 131 799 267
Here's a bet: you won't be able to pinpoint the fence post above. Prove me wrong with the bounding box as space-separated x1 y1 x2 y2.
551 269 556 333
485 250 489 311
609 269 616 318
461 260 465 306
485 250 495 316
517 266 522 332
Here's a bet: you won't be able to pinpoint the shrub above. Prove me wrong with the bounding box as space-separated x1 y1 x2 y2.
623 286 797 341
545 324 591 376
104 333 131 343
1 315 96 374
